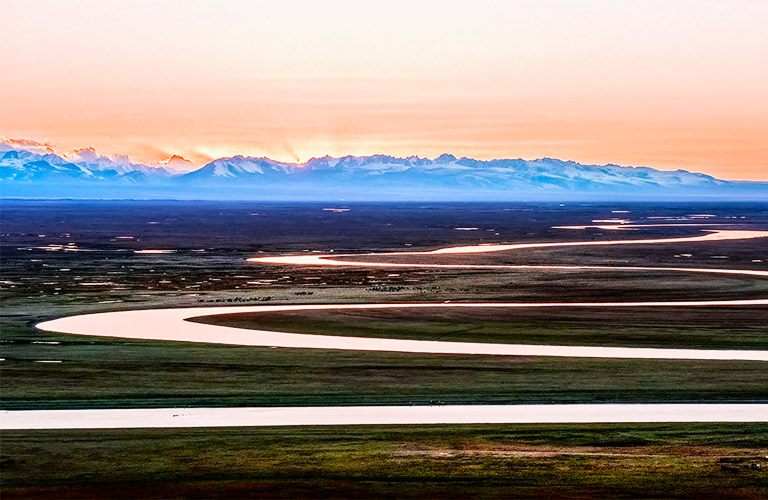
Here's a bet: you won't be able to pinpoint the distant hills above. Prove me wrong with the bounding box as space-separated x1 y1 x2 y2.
2 142 766 200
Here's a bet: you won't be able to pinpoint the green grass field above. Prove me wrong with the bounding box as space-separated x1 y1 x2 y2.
3 287 767 498
3 424 768 499
3 324 768 410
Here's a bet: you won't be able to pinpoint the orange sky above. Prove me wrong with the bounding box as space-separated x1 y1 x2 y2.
2 0 767 179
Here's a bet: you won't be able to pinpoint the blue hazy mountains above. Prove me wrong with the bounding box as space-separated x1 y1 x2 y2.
2 145 766 200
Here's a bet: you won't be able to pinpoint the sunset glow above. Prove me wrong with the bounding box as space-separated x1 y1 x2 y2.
2 0 767 179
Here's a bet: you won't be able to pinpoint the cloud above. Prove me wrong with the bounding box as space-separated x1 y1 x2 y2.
112 154 131 165
0 137 197 171
0 138 56 155
66 147 100 162
148 154 198 173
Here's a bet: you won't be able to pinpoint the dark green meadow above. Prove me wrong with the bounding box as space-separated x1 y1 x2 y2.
4 333 768 410
3 424 768 499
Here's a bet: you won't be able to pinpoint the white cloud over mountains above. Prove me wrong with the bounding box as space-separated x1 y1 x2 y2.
0 138 56 155
1 138 197 172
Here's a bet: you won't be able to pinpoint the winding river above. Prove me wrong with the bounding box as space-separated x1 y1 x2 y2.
2 225 767 429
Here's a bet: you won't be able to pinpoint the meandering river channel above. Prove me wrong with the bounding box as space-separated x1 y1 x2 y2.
3 225 767 429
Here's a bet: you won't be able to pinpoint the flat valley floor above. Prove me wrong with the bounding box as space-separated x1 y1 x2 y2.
1 201 767 498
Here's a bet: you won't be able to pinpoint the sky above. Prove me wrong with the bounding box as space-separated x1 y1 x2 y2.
1 0 767 180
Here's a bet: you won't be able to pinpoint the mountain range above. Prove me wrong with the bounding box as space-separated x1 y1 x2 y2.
2 141 766 200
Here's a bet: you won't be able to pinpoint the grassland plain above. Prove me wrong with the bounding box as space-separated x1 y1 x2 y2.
2 425 768 499
1 201 767 498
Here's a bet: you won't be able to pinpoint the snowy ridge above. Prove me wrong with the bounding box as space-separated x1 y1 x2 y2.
1 141 764 200
0 146 175 183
